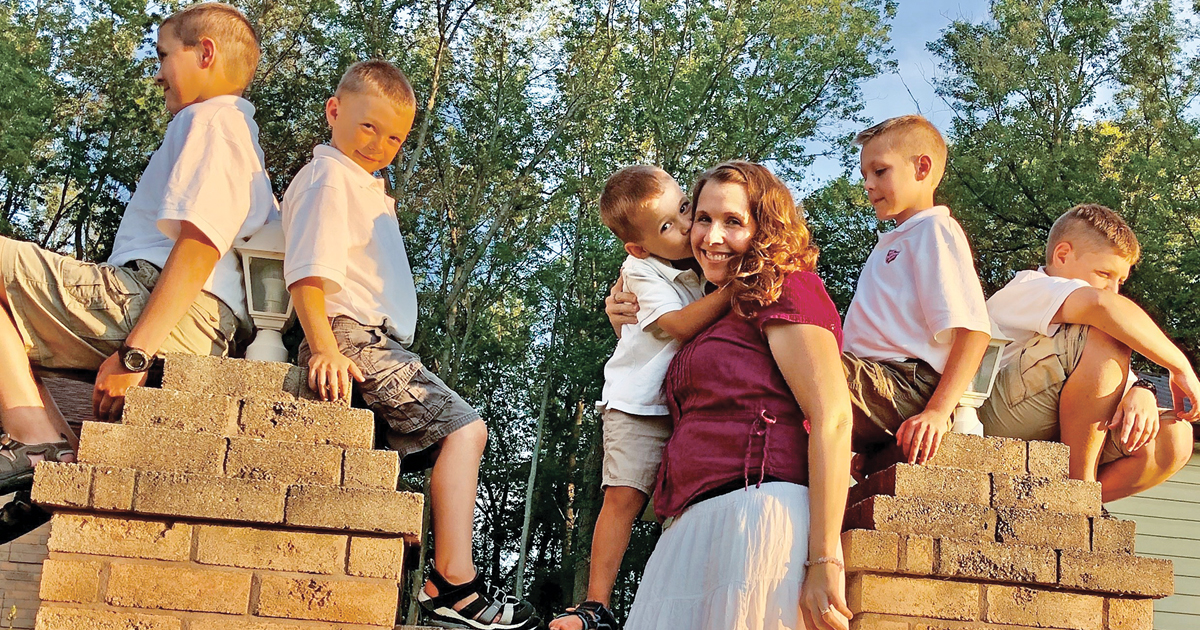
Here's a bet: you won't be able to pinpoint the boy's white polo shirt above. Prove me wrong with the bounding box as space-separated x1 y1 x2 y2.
599 255 705 417
988 267 1091 368
843 206 990 374
281 144 418 346
108 95 277 324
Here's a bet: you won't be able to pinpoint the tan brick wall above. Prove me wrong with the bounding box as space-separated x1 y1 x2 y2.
0 521 50 629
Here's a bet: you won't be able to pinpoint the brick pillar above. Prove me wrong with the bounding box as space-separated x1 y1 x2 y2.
843 433 1170 630
29 354 424 630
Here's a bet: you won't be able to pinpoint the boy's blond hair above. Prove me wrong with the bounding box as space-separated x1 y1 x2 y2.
854 114 949 185
599 165 668 244
1047 204 1141 265
336 60 417 112
161 2 260 91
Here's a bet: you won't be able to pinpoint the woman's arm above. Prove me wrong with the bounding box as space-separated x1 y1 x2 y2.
765 322 853 630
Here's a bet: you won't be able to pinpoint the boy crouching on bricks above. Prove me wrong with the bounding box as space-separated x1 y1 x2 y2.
842 115 993 466
550 166 729 630
981 204 1199 502
280 60 537 630
0 2 274 527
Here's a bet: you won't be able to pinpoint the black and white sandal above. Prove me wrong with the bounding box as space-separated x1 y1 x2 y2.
552 601 618 630
418 568 538 630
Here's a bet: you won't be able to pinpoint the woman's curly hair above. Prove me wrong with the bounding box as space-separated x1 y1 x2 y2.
691 161 819 318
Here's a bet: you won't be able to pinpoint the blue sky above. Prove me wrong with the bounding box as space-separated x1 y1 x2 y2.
803 0 990 190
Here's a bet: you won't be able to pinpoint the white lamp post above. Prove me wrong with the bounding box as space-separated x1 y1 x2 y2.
235 221 293 363
952 320 1014 436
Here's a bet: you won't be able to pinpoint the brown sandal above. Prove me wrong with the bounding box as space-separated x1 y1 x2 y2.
0 434 75 494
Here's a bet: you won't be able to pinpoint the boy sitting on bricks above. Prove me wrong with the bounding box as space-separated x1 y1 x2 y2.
981 204 1199 502
281 60 537 630
840 115 992 466
0 2 274 535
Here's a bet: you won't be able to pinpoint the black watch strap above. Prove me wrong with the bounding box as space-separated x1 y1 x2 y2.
1131 378 1158 397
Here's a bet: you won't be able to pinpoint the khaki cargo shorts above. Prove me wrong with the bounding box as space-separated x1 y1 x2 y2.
301 316 481 467
0 236 238 370
843 352 940 453
601 408 672 495
981 325 1127 464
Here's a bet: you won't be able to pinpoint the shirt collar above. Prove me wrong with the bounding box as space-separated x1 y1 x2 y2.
886 205 950 235
204 94 256 118
643 255 701 283
312 144 387 190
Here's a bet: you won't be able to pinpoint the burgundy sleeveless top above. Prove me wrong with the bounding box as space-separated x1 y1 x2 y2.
653 271 843 519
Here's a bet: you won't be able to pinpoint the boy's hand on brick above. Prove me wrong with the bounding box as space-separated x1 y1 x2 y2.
93 352 150 422
895 409 951 465
1109 386 1160 453
307 350 364 402
1169 367 1200 421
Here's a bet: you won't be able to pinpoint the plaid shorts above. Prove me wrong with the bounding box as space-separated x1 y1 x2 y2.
299 316 481 466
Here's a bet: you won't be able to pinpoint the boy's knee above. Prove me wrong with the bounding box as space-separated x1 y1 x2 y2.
1159 420 1193 474
603 485 649 512
452 418 488 451
1080 327 1131 362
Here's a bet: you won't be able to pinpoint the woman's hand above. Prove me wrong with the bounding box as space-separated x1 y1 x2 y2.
605 276 639 336
800 562 852 630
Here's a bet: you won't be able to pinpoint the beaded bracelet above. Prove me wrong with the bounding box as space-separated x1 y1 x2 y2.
804 556 845 570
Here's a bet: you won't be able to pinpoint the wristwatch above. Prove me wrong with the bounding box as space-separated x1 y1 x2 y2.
118 343 153 373
1131 378 1158 397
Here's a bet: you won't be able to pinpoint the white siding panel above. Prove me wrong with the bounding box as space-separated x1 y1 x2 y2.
1106 446 1200 630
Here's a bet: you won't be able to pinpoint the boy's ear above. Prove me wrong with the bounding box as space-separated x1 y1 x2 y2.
914 154 933 182
325 97 340 127
1049 240 1074 266
624 242 650 259
196 37 217 70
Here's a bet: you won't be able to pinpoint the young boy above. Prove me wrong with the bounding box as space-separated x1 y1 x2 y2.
551 165 728 630
281 60 536 630
842 115 993 466
0 2 274 531
981 204 1199 502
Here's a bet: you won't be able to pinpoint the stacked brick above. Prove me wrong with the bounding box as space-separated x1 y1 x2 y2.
28 354 424 630
843 433 1171 630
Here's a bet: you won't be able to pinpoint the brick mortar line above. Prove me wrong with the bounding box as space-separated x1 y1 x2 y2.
847 568 1161 602
46 550 402 586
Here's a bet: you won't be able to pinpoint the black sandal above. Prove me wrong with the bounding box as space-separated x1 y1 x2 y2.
418 568 538 630
0 490 50 545
552 601 618 630
0 434 75 495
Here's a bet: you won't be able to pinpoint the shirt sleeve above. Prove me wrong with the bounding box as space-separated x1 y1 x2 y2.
988 272 1091 339
915 217 992 343
282 174 350 294
755 272 844 349
624 260 687 333
157 109 258 255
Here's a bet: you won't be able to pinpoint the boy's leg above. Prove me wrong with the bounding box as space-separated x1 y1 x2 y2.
583 485 648 606
843 353 939 461
428 418 488 585
1095 413 1192 502
1058 327 1130 482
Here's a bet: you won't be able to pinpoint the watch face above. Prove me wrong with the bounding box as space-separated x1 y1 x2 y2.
123 349 149 372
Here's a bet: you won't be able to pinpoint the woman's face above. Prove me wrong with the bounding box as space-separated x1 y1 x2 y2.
691 180 756 286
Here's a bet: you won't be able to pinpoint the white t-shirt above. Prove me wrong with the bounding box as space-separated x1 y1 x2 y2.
281 145 418 346
108 95 277 324
843 206 990 373
599 256 706 416
988 267 1091 368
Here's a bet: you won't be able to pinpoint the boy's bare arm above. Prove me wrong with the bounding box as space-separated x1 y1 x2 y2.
653 287 729 344
290 278 363 401
896 328 990 465
93 223 220 420
1056 288 1200 419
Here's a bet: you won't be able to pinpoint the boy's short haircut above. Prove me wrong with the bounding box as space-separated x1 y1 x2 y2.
854 114 949 183
599 165 667 244
336 60 417 112
1046 204 1141 264
161 2 260 91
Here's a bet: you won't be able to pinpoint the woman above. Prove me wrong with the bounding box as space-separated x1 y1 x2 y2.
623 162 853 630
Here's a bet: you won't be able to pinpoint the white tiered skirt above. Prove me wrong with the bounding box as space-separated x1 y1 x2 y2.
625 482 810 630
